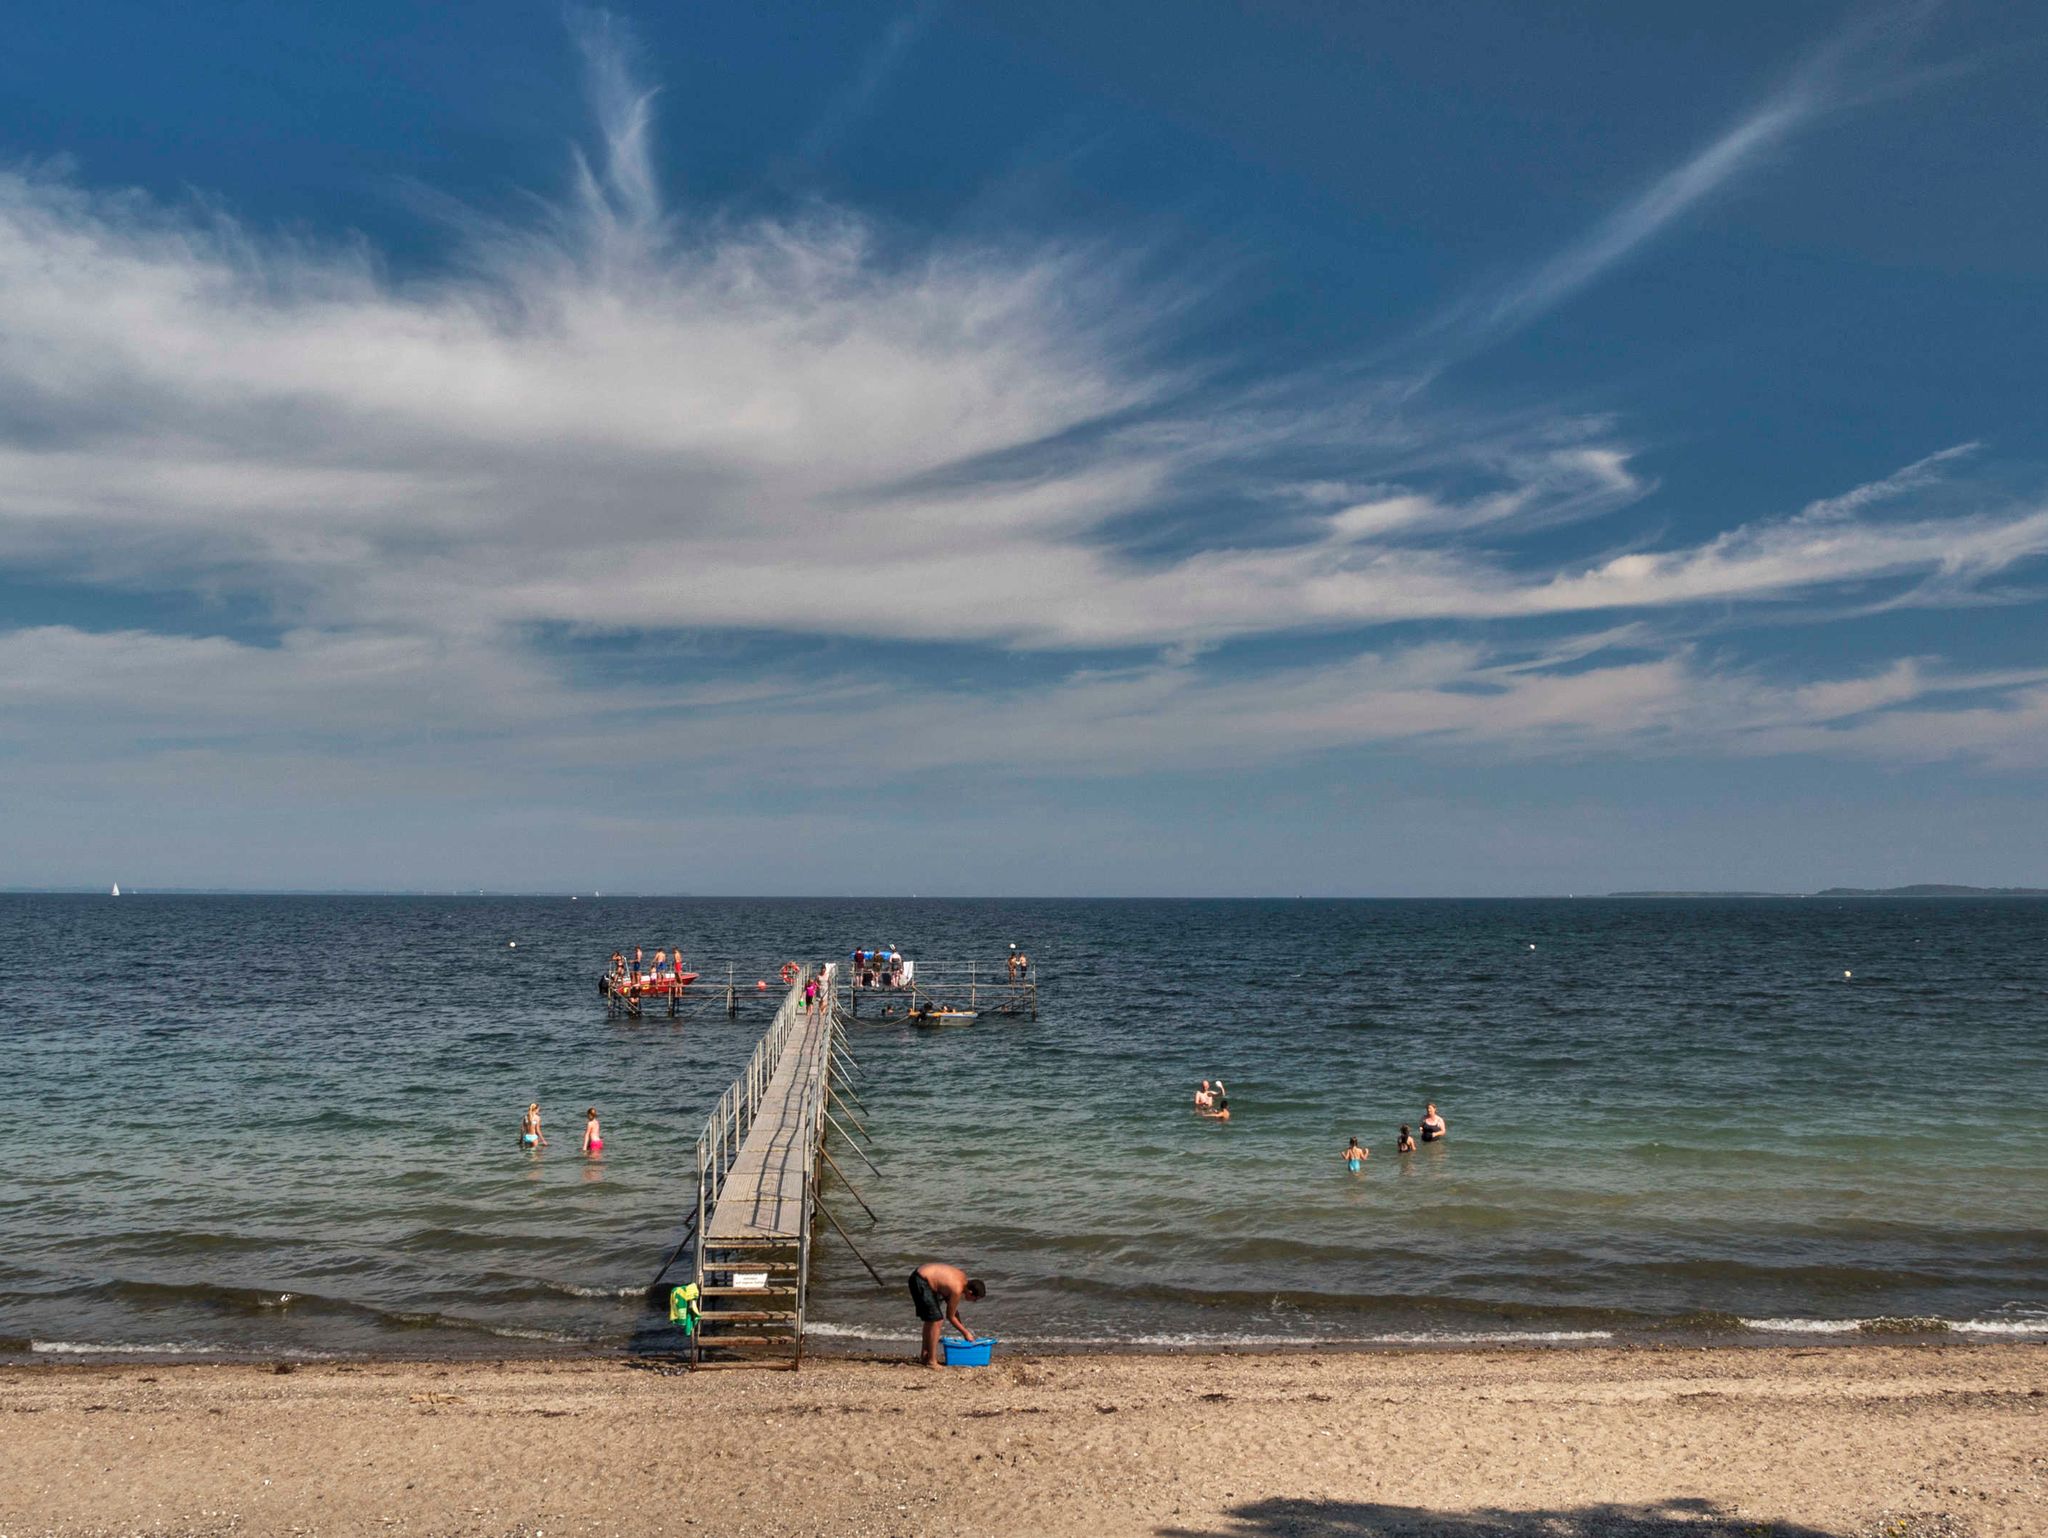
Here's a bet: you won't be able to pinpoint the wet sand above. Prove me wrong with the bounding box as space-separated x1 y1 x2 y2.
1 1343 2041 1537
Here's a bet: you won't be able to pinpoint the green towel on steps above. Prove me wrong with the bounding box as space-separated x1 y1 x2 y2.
669 1282 701 1337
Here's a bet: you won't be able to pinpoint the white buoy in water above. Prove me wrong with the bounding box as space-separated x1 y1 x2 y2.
509 941 518 949
1528 943 1537 951
1842 969 1851 979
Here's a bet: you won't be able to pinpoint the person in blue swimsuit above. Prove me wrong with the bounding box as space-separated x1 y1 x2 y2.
1341 1136 1369 1172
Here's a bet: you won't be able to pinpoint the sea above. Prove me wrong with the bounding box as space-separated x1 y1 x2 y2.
2 893 2044 1362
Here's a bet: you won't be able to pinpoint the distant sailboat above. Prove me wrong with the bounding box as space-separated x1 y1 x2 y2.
111 882 121 897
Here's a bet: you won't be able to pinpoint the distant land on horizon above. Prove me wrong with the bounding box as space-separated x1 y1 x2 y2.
5 883 2048 899
1608 885 2048 898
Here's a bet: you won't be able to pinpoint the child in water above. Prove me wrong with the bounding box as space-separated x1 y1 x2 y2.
1341 1136 1369 1172
1396 1125 1417 1153
582 1107 603 1156
521 1103 547 1150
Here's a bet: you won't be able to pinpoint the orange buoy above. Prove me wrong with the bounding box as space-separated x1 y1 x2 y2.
757 979 768 990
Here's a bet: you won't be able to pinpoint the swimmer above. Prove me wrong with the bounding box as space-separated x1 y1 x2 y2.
1198 1081 1231 1121
582 1107 603 1156
521 1102 547 1149
1342 1136 1369 1172
1396 1125 1417 1154
1193 1079 1214 1110
1420 1103 1447 1143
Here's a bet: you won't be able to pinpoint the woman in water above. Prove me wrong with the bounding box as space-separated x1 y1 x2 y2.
1396 1125 1417 1153
1420 1103 1447 1142
1341 1136 1369 1172
582 1107 604 1156
522 1103 547 1150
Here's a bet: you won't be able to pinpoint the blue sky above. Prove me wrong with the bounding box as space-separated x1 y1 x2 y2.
2 1 2046 894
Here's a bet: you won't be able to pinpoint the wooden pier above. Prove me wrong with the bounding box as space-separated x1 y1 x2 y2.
658 964 876 1368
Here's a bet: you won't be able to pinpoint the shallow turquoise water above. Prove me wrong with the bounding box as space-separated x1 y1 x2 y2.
1 894 2043 1359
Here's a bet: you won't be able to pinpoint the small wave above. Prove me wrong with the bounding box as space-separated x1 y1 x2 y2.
805 1322 1614 1348
31 1340 227 1355
533 1280 644 1300
92 1278 334 1315
1737 1315 2042 1337
380 1309 587 1344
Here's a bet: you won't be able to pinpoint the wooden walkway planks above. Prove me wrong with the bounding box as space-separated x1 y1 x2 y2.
702 1001 833 1243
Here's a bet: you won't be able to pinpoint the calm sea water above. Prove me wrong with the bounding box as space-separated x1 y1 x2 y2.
2 894 2044 1361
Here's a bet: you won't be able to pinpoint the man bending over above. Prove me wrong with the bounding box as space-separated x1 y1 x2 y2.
908 1261 986 1368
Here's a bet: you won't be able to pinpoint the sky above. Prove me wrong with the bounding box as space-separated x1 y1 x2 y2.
1 0 2046 895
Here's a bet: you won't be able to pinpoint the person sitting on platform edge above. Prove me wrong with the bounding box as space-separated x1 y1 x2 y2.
908 1261 985 1368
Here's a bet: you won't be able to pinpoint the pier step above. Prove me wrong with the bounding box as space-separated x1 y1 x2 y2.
698 1285 797 1298
697 1309 797 1323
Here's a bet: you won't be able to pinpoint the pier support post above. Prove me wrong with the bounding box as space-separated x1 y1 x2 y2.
819 1148 878 1222
817 1200 888 1288
825 1106 882 1175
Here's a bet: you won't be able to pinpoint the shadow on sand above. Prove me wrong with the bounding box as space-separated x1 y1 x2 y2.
1157 1495 1938 1537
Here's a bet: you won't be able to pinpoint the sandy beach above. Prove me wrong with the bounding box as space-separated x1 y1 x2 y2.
1 1343 2040 1537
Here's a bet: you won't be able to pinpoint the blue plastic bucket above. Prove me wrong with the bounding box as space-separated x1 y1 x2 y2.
940 1335 996 1367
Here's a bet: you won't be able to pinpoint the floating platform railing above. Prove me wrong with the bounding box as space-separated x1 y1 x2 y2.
839 958 1039 1019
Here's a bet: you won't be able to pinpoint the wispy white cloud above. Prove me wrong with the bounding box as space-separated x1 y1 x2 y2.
797 1 944 162
1426 2 1941 355
0 7 2042 813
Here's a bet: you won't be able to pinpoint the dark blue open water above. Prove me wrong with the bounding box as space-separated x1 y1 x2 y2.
2 894 2044 1361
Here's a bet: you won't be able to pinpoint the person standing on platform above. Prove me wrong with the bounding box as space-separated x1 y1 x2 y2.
908 1261 985 1368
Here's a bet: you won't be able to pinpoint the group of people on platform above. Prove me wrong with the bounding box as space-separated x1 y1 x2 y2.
850 946 907 990
607 946 692 996
848 945 1027 990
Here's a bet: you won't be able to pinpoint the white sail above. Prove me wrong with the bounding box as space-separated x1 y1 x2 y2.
111 882 120 897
